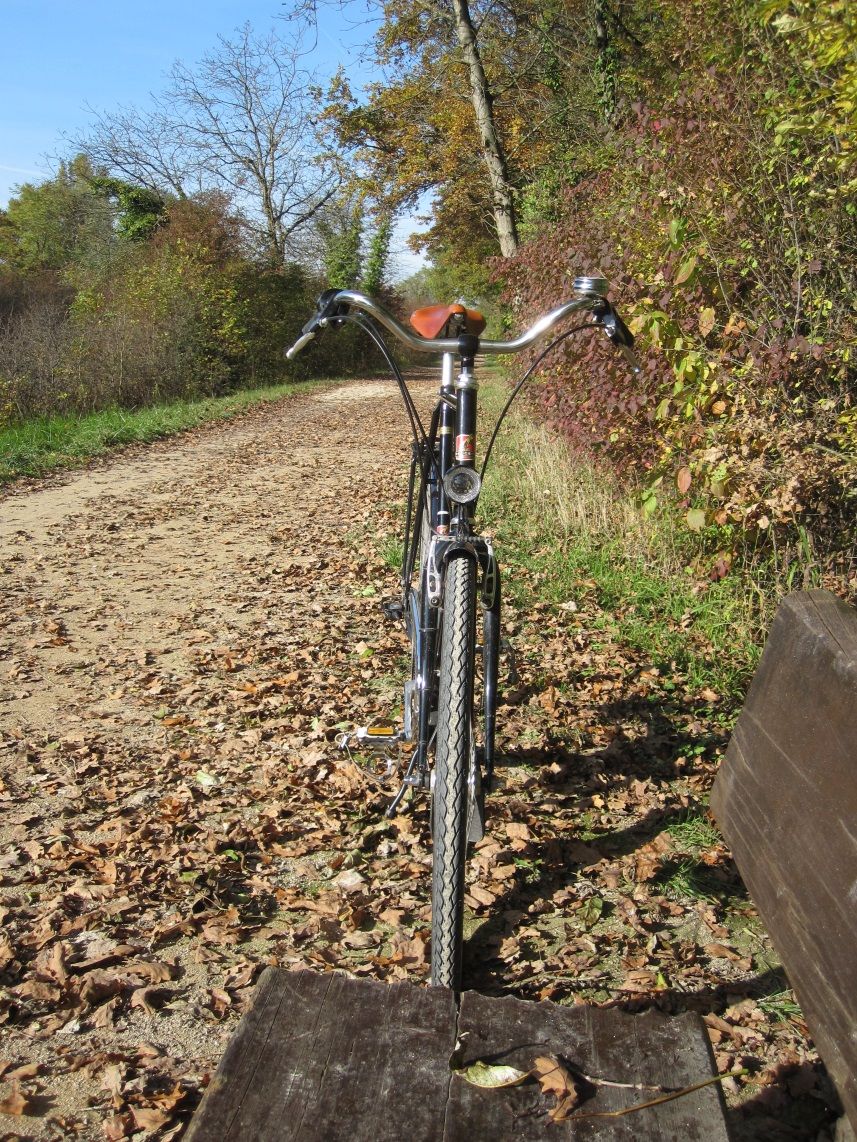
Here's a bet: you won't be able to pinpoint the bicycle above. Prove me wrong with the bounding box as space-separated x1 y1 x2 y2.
286 277 638 990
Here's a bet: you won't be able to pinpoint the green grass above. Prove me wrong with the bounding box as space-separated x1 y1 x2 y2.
758 990 803 1023
667 811 723 852
476 374 765 702
378 535 404 571
0 380 320 484
657 857 725 902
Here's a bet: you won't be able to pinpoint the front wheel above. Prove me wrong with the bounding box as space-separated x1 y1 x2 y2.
431 555 476 989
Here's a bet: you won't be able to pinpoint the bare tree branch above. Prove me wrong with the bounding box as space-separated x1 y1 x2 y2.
74 23 339 262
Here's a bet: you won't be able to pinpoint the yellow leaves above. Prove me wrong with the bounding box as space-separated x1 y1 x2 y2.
673 253 698 285
698 306 716 337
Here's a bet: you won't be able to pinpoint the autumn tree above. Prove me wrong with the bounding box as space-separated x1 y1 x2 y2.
319 0 648 290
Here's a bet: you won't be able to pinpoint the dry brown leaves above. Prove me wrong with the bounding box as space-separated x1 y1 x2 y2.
0 382 834 1139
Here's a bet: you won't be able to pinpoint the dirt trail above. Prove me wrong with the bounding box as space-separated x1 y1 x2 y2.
0 379 831 1140
1 380 403 735
0 379 417 1137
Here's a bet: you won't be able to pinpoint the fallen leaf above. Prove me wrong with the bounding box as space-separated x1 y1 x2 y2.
0 1082 30 1115
577 896 604 928
457 1060 530 1088
7 1062 41 1081
505 822 531 842
533 1054 585 1118
130 986 169 1016
127 961 174 984
131 1106 171 1130
103 1112 134 1140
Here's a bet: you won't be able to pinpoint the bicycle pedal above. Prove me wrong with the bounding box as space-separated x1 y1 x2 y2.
381 599 404 621
350 725 404 751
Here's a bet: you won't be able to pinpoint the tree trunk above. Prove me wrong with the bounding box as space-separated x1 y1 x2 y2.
450 0 518 257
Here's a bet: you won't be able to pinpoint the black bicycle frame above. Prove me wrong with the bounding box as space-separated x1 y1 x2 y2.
401 344 500 792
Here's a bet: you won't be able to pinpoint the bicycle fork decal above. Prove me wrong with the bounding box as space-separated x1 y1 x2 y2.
455 434 475 462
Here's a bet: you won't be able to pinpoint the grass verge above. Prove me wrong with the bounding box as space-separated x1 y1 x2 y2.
0 380 320 485
477 371 765 703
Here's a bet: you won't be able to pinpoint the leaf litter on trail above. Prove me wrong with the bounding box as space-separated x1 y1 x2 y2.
0 381 828 1137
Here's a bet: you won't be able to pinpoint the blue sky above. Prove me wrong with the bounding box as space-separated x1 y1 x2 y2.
0 0 425 275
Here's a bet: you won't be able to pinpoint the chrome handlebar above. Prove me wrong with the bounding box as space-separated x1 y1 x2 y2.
286 275 640 372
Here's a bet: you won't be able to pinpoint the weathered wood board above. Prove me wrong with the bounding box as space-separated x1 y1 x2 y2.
449 990 728 1141
185 969 456 1142
711 589 857 1131
187 969 729 1141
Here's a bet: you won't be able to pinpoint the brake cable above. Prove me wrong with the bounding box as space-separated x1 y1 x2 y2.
346 312 428 452
480 322 592 481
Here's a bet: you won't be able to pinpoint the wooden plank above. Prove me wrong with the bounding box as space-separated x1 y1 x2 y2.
446 991 728 1141
186 969 458 1142
711 589 857 1131
189 970 729 1140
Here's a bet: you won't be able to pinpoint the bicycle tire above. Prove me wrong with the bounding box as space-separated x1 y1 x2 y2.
431 554 476 989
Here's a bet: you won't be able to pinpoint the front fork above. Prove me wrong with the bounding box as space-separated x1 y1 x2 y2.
482 575 500 792
415 536 501 790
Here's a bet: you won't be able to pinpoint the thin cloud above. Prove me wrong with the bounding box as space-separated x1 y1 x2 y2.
0 164 48 177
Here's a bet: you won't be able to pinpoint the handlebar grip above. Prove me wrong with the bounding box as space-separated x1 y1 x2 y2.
285 329 317 360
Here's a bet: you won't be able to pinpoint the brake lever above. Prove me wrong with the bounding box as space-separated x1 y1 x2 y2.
285 289 351 360
285 329 317 360
592 301 641 375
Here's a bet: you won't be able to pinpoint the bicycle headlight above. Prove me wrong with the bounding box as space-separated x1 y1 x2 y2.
443 466 482 504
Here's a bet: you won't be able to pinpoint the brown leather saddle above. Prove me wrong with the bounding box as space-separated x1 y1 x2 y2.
409 303 486 339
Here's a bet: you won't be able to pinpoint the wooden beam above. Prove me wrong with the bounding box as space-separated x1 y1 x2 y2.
712 589 857 1131
186 969 457 1141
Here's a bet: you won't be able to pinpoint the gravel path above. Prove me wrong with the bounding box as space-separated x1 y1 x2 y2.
0 379 415 1139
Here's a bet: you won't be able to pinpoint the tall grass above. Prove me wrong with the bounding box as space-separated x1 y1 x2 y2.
0 380 318 484
477 373 764 701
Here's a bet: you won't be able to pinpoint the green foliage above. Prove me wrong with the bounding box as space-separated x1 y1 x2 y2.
362 216 392 295
319 198 363 289
88 176 166 242
476 374 762 699
759 0 856 192
0 381 316 484
0 188 361 426
495 0 855 598
0 156 114 274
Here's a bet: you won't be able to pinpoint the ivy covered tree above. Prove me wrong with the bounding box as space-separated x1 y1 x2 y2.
361 216 392 295
319 195 363 288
